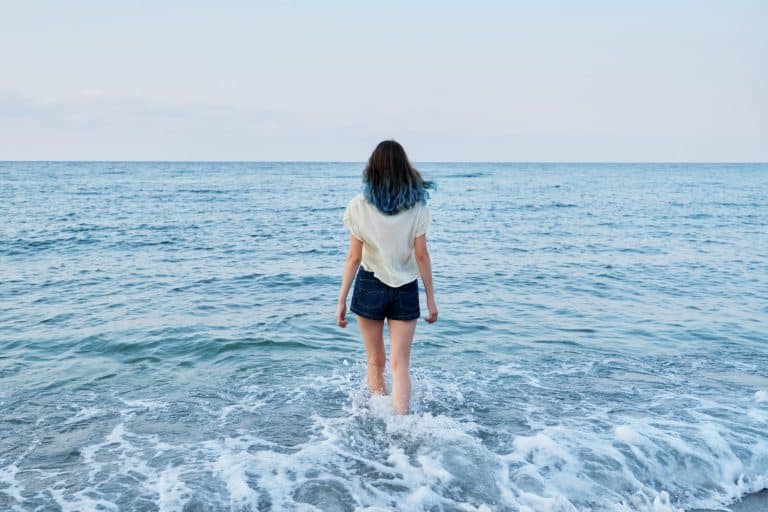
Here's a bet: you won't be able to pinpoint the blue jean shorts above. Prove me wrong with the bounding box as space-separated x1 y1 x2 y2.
350 267 420 321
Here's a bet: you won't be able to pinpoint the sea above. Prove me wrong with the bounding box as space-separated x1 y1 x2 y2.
1 162 766 512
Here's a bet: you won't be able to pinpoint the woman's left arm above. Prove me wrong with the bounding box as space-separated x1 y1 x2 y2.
336 235 363 327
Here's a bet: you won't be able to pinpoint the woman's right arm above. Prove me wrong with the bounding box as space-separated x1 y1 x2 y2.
414 234 438 323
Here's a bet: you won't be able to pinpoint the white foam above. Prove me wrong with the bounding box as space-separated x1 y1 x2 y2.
416 453 453 482
210 442 261 510
651 491 683 512
50 487 119 512
105 422 127 444
217 395 267 423
0 462 24 506
614 424 645 445
54 420 185 511
0 434 42 510
12 364 768 512
747 407 768 421
156 465 192 512
512 431 572 465
63 405 105 425
368 394 394 418
755 390 767 402
119 398 169 410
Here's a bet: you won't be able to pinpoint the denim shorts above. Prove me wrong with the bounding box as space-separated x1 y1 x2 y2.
350 267 420 321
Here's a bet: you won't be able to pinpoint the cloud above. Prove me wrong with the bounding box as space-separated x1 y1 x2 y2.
1 90 285 123
78 88 104 98
0 90 43 118
1 88 765 161
0 90 382 160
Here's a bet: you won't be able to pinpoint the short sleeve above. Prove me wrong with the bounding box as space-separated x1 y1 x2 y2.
414 204 432 238
342 201 364 241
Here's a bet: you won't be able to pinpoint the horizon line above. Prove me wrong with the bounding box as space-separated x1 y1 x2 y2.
2 160 767 165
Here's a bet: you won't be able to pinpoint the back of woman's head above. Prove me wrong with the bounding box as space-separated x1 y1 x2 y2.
363 140 432 215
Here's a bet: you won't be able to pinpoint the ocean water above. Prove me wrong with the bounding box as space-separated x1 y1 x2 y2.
1 161 767 512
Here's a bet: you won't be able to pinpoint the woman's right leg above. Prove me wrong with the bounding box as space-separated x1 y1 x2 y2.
357 315 386 395
388 318 417 414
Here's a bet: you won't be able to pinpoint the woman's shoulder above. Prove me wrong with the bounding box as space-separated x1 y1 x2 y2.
349 193 376 213
344 193 367 217
410 200 429 214
349 192 365 205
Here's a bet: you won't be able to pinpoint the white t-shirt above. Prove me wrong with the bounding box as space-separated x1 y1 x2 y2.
342 193 432 287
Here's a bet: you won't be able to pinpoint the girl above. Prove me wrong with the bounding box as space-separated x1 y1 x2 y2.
336 140 438 415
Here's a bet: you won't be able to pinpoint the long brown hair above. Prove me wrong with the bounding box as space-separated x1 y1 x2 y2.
363 140 432 215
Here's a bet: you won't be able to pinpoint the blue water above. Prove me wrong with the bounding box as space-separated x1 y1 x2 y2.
1 162 767 512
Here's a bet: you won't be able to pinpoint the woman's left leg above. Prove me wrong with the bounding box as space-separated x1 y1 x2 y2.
388 318 417 414
357 315 387 395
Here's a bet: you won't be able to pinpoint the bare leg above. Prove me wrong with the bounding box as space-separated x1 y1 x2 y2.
357 316 387 395
388 318 417 414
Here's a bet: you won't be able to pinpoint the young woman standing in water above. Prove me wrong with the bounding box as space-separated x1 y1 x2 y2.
336 140 438 415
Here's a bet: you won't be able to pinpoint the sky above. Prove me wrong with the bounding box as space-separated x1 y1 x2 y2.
0 0 766 161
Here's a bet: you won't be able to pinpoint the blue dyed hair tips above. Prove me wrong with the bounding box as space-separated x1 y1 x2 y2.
362 140 433 215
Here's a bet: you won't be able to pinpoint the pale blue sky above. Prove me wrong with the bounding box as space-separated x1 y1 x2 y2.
1 0 765 161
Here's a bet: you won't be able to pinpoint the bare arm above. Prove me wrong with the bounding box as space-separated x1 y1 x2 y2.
414 234 438 323
336 235 363 327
